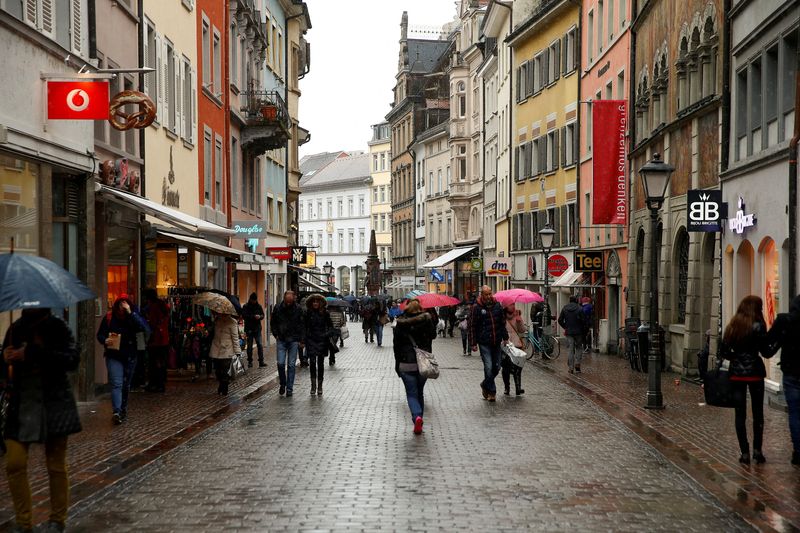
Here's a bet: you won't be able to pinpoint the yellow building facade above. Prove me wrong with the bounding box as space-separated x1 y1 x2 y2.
508 1 580 313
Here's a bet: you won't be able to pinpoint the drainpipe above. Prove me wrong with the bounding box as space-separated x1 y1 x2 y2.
224 1 232 293
789 22 800 299
717 0 732 349
629 0 638 320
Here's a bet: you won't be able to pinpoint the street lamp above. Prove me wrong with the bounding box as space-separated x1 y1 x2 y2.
639 152 674 410
323 261 334 287
539 225 556 334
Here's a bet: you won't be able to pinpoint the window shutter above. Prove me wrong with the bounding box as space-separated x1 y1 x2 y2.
190 67 197 144
177 59 185 139
553 129 560 170
514 145 520 180
559 206 567 247
562 36 568 75
527 60 534 97
41 0 55 38
573 30 579 72
553 41 561 81
70 0 82 54
543 48 550 86
560 126 567 167
24 0 37 28
515 68 521 102
155 33 164 125
539 137 547 174
573 125 579 165
522 212 532 249
526 142 533 178
537 211 547 248
142 24 151 97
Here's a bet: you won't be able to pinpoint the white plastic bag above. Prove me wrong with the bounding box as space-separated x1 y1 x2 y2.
503 344 527 368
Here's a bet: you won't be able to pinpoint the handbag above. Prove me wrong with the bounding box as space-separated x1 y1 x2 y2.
379 314 390 326
502 344 527 368
703 359 745 408
228 353 246 380
339 325 350 340
410 337 440 379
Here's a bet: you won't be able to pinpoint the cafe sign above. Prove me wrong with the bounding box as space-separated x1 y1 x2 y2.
232 221 268 238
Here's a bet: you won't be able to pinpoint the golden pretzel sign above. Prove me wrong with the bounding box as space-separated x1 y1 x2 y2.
108 90 156 131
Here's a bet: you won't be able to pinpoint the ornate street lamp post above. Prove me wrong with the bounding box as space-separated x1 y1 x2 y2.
639 152 674 410
539 225 556 335
323 261 334 288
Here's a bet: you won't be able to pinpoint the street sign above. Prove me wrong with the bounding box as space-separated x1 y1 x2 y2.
687 190 724 232
574 250 604 272
547 254 568 277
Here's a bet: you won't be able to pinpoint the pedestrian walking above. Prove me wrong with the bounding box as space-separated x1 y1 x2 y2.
96 295 150 425
303 294 335 395
374 299 388 347
242 292 266 368
393 299 437 435
2 309 82 533
455 300 470 356
720 295 781 465
329 305 346 352
143 289 169 393
501 305 526 396
208 311 242 396
270 290 305 397
362 300 376 343
581 297 594 353
469 286 509 402
769 294 800 465
558 296 588 374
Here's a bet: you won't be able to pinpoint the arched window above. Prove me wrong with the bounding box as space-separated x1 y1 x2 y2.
457 81 466 118
700 12 718 98
689 26 702 104
677 33 689 110
675 229 690 323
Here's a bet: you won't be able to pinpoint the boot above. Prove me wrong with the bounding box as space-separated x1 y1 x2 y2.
310 382 317 395
317 382 323 395
515 374 525 395
574 364 581 374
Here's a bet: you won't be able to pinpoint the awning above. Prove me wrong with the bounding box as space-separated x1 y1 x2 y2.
157 231 255 262
551 265 583 288
421 246 476 268
97 184 235 236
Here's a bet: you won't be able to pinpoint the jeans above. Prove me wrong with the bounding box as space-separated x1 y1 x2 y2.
460 329 469 354
566 334 584 369
276 340 299 392
213 358 232 395
309 351 324 385
246 329 264 365
733 380 765 454
106 356 137 416
373 323 384 346
479 343 502 394
147 345 168 391
5 437 69 530
783 374 800 454
399 371 427 421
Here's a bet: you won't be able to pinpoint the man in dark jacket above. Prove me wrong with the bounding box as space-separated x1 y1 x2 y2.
242 292 266 368
143 289 170 392
559 296 587 374
769 294 800 465
270 290 305 396
469 286 509 402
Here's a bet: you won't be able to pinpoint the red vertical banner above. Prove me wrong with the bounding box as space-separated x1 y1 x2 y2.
592 100 627 225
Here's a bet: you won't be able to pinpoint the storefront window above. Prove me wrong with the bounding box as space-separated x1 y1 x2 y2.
156 247 178 297
107 237 138 308
0 154 38 255
761 238 779 327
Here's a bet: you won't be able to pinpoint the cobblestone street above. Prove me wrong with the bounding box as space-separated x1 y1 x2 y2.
63 325 750 532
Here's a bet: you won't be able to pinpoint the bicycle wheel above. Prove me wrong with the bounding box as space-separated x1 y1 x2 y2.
541 335 560 360
522 336 535 360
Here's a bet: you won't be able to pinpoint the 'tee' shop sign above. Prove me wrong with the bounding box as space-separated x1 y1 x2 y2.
574 251 604 272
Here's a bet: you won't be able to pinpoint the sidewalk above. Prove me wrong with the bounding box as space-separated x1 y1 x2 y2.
533 350 799 532
0 348 280 528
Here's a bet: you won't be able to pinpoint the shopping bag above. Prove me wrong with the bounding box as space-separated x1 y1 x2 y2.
703 360 744 408
228 353 247 380
502 344 527 368
339 325 350 340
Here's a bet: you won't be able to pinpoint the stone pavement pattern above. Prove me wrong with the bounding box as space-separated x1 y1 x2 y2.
64 327 750 532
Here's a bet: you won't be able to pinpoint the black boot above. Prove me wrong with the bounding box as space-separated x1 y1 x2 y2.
514 372 525 395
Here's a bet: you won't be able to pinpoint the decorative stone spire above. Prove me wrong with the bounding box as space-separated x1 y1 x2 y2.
366 229 381 296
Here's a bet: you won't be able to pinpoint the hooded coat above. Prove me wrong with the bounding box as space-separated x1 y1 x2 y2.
303 295 335 358
393 311 437 373
1 311 82 442
558 302 586 336
469 298 508 347
769 295 800 377
209 314 242 359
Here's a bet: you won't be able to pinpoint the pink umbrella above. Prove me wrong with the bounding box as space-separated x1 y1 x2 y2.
400 293 460 310
494 288 544 307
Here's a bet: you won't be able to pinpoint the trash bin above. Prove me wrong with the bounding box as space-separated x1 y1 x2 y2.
637 324 650 373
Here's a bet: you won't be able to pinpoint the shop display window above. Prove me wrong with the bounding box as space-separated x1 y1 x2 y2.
0 154 38 255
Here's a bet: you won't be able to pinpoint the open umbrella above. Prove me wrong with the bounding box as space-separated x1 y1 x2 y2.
193 292 238 316
401 293 460 310
0 253 95 312
494 289 544 307
343 295 357 303
205 289 243 315
325 297 350 307
405 289 427 299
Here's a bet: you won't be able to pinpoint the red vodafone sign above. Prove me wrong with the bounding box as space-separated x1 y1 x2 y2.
47 81 109 120
547 254 569 277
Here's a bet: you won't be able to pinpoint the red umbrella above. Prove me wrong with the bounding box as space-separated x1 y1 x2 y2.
415 293 460 309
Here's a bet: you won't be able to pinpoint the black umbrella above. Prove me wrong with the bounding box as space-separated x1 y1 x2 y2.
205 288 243 316
0 253 96 312
343 295 357 302
325 298 350 308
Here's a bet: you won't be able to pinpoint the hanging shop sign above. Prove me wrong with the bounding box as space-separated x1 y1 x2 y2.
47 81 110 120
108 91 156 131
687 190 725 232
232 221 268 238
430 269 444 282
266 247 291 261
729 196 756 235
592 100 627 225
484 255 511 277
547 254 569 277
289 247 308 265
527 256 537 278
574 250 604 272
470 258 483 272
100 158 140 195
299 251 317 269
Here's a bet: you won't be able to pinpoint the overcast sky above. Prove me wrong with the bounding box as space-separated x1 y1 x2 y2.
299 0 458 157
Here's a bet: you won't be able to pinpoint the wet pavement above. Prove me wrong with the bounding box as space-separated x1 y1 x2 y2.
56 326 751 532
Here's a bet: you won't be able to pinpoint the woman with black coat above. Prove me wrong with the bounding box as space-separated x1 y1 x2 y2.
720 295 781 465
2 308 82 532
393 299 437 435
304 294 335 395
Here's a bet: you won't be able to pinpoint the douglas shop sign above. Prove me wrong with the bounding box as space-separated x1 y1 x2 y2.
232 221 268 238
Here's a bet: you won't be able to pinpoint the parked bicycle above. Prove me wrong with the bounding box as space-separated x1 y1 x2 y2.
521 323 560 361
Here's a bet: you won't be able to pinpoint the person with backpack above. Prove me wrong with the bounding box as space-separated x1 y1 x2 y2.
558 295 588 374
143 289 170 393
96 295 150 424
766 294 800 466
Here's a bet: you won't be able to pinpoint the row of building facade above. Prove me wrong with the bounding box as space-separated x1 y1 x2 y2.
382 0 798 396
0 0 311 399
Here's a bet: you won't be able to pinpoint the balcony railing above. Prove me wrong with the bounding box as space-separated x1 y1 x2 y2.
240 90 291 154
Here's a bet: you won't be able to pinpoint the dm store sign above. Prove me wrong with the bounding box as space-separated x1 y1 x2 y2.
485 256 511 277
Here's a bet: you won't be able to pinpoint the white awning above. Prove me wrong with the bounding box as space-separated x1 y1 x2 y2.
157 231 255 262
552 265 583 288
421 246 476 268
97 184 235 236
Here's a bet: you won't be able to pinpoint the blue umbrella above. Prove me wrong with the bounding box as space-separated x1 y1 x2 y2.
343 295 357 302
325 297 349 307
0 253 95 312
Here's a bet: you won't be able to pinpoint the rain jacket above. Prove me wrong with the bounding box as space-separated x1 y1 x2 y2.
558 302 586 336
469 298 509 347
303 296 335 358
242 300 265 333
719 321 780 380
393 311 436 373
770 295 800 377
209 315 242 359
270 301 305 342
96 300 150 362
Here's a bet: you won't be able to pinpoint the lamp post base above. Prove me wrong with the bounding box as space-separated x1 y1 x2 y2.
645 394 665 410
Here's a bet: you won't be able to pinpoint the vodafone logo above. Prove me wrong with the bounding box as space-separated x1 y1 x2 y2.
66 89 90 112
